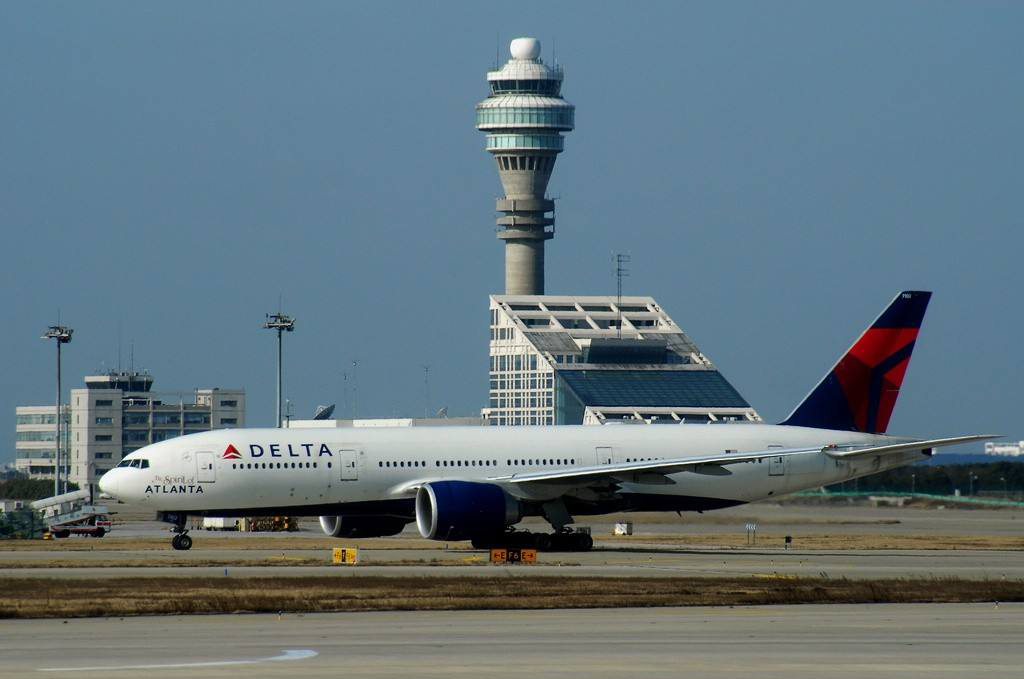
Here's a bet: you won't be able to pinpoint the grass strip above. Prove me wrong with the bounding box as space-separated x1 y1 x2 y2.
1 575 1021 619
3 534 1023 553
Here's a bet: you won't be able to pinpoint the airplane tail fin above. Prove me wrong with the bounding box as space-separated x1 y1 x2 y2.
780 291 932 434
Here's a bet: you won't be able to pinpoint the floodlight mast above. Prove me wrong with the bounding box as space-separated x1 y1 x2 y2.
263 313 295 428
42 325 72 496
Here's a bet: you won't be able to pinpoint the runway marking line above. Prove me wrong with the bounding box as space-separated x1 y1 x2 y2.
37 649 317 672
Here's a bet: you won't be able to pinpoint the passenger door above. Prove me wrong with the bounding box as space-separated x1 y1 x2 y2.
339 449 359 481
196 451 216 483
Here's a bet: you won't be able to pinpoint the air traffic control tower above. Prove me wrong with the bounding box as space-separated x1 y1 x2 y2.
476 37 574 295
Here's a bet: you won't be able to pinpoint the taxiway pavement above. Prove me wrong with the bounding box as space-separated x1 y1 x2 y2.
1 603 1020 679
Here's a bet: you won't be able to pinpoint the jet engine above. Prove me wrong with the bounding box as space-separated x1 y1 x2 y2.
319 515 410 538
415 481 521 541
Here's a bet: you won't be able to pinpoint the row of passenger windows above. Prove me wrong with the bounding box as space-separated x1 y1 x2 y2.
231 462 326 470
378 458 577 469
497 155 555 172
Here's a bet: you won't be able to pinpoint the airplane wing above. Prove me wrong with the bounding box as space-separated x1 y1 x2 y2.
492 435 998 488
384 447 819 497
384 434 998 497
491 446 822 486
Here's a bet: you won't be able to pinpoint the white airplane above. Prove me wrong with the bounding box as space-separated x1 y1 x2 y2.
98 291 992 551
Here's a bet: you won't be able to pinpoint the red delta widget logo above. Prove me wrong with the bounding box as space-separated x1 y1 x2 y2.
222 444 242 460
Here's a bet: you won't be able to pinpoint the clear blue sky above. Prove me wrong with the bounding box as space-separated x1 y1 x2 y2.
3 2 1021 463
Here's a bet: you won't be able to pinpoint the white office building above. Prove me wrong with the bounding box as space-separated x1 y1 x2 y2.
984 441 1023 457
13 405 70 480
15 371 244 489
485 295 760 426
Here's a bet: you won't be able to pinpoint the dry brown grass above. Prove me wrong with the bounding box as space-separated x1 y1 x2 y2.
604 534 1024 550
1 575 1020 619
0 536 449 552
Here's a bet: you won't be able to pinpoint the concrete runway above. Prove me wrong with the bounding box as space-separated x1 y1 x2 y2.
1 603 1020 679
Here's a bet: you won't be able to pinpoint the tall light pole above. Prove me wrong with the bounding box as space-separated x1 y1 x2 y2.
42 325 73 496
263 313 295 428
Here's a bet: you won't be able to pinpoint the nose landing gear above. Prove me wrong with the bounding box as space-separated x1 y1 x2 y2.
170 515 192 551
171 533 193 550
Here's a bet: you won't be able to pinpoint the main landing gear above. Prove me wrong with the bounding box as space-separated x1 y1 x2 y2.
471 529 593 552
170 516 192 551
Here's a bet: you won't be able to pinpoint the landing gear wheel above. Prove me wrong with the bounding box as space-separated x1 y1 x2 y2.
533 533 552 551
94 527 105 538
574 532 593 551
171 534 193 550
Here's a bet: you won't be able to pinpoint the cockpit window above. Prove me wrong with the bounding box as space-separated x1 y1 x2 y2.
118 459 149 469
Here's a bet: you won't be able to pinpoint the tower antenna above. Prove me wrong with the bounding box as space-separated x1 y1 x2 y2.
615 253 631 339
351 360 359 420
422 364 431 419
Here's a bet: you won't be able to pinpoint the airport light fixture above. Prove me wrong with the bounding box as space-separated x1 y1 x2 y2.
263 313 295 428
42 325 73 496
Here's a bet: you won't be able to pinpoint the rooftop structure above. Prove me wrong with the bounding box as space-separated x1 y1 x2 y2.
476 37 575 295
485 295 760 425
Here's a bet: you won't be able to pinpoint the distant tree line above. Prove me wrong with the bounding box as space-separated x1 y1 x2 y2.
0 479 79 501
827 462 1023 496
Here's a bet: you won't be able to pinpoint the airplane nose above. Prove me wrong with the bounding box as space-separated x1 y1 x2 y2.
98 470 118 498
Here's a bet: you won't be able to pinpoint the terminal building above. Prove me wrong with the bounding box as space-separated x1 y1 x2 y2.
476 40 759 426
484 295 759 425
15 371 244 490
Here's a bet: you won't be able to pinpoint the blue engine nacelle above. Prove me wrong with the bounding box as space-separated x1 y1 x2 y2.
415 481 522 541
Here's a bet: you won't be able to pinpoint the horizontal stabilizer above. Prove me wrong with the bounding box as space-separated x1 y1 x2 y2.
821 435 998 459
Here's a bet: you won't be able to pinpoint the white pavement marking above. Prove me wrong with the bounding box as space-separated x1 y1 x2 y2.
38 649 317 672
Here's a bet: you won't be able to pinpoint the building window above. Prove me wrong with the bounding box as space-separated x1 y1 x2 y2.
220 418 237 426
95 434 112 442
95 399 113 407
95 452 112 460
152 413 181 426
220 400 238 407
95 417 113 425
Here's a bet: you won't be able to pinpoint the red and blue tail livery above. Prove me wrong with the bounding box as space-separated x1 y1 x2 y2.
781 291 932 434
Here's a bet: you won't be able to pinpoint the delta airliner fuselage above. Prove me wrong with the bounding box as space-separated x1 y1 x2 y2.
101 423 916 516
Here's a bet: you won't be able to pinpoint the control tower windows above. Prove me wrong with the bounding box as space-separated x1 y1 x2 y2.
489 79 562 96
